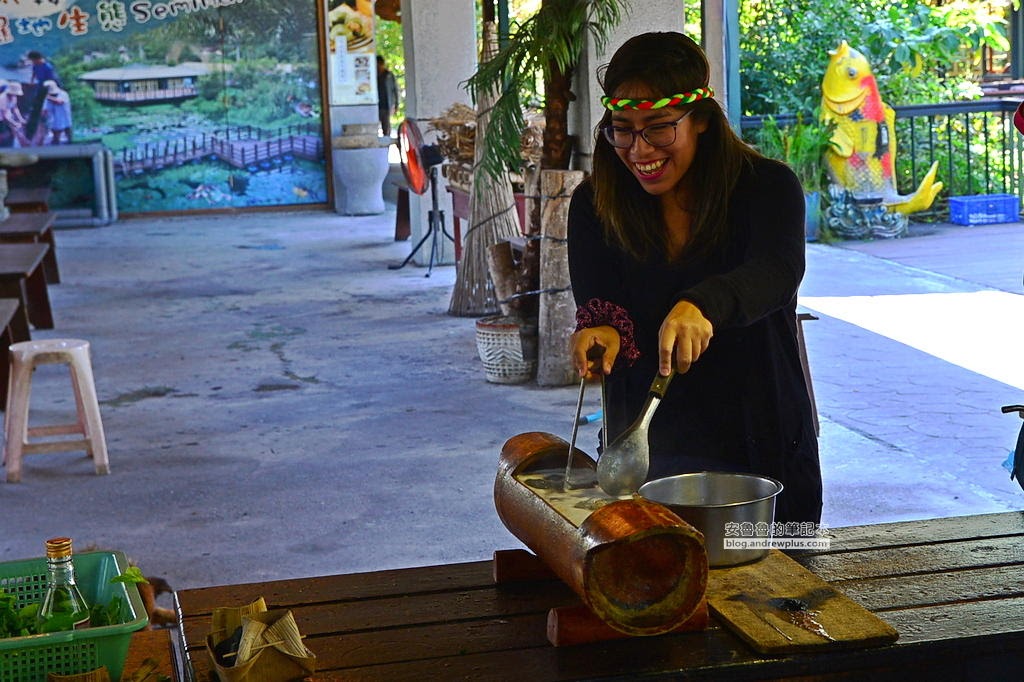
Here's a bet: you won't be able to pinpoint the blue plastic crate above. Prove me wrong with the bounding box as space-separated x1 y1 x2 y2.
949 194 1020 226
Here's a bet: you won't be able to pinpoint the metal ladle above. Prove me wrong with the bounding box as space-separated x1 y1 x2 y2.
596 369 675 496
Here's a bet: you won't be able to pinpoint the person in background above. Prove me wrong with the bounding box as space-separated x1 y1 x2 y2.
0 81 30 147
567 32 822 528
27 51 60 88
376 55 399 137
41 80 72 145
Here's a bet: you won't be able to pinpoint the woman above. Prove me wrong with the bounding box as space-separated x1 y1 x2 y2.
567 32 822 528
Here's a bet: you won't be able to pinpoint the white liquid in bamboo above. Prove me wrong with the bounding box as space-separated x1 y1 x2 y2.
515 467 624 527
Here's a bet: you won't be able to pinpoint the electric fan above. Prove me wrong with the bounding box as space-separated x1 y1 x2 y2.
390 118 453 275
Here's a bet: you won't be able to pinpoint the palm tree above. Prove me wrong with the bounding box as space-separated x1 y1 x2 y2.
465 0 626 180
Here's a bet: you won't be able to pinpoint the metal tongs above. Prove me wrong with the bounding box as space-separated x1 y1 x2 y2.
1001 405 1024 491
562 376 588 491
562 363 609 491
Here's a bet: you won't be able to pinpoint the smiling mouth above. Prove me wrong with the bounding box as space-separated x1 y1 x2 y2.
633 158 667 177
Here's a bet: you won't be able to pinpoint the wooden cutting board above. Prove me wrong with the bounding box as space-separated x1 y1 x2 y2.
706 550 898 654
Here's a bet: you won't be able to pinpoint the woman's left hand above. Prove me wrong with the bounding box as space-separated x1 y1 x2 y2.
658 300 713 376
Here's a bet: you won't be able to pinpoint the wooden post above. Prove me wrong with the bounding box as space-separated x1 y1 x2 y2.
536 169 583 386
518 164 542 322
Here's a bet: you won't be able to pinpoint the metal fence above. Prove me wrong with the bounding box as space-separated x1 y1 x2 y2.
741 98 1024 222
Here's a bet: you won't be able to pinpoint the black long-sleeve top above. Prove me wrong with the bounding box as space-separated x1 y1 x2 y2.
567 157 822 526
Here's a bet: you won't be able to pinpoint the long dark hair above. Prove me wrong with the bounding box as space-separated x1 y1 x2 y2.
591 32 761 263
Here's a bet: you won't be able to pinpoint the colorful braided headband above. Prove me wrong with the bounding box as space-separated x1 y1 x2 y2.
601 87 715 111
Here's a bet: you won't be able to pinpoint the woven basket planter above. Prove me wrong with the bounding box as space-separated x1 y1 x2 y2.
475 315 537 384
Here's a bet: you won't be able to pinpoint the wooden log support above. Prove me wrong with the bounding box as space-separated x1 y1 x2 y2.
536 169 583 386
492 548 557 584
547 600 709 647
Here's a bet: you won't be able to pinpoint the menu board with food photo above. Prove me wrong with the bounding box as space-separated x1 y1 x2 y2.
327 0 377 106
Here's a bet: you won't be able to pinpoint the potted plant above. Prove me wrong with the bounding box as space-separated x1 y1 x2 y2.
755 114 836 241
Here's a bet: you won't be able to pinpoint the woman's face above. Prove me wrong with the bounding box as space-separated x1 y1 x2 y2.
608 103 707 197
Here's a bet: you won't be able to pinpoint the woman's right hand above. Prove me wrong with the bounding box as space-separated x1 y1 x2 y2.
570 325 620 379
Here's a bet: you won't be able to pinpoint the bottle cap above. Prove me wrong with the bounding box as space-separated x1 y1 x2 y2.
45 537 73 559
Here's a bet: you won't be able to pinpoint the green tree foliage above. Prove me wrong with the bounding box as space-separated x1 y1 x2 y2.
375 18 405 128
142 1 319 63
755 114 836 193
739 0 1008 116
466 0 624 179
219 59 320 127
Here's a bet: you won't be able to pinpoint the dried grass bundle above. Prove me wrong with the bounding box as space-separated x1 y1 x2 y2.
448 23 524 317
430 103 544 193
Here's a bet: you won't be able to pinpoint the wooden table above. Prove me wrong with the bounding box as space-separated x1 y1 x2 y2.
125 628 179 680
0 297 28 407
4 186 52 214
0 243 53 332
446 186 528 262
391 179 411 242
171 511 1024 680
0 211 60 283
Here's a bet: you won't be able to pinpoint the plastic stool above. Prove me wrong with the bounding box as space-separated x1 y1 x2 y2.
3 338 109 483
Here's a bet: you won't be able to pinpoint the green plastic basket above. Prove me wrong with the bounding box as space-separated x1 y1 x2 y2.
0 551 149 682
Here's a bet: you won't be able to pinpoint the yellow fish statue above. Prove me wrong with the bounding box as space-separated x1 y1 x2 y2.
820 41 942 237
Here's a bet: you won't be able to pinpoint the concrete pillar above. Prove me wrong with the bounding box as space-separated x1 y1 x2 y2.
572 1 685 172
703 0 741 128
400 0 476 268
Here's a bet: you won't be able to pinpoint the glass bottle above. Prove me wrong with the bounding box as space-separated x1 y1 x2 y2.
36 537 91 633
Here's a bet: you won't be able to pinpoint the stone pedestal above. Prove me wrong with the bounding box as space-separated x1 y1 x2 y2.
826 185 908 239
331 124 392 216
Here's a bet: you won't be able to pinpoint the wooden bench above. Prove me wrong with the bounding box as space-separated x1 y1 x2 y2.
4 186 52 214
391 179 411 242
0 211 60 283
796 311 819 435
0 243 54 333
0 297 27 408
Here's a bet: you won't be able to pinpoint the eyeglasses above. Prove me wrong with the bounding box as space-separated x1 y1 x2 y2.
601 111 693 149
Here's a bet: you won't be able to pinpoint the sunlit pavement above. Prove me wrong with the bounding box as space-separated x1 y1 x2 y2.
801 221 1024 528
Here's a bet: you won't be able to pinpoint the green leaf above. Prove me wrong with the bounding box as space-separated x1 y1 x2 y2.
89 595 124 627
111 566 149 585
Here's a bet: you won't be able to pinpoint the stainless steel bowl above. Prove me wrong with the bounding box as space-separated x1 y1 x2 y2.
638 472 783 567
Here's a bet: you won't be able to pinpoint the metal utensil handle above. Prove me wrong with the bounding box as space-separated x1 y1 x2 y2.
1002 404 1024 418
600 372 608 453
648 368 675 399
563 377 587 491
631 368 676 431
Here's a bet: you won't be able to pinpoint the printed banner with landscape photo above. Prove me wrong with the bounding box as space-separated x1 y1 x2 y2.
0 0 327 214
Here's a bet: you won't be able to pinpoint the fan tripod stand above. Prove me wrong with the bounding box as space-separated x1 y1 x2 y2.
388 165 456 277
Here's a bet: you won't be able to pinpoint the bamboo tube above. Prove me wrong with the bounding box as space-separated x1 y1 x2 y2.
494 431 708 636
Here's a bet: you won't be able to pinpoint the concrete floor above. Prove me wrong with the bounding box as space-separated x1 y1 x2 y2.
1 206 1022 593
